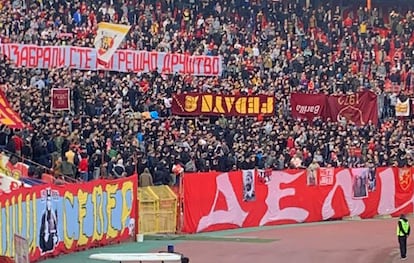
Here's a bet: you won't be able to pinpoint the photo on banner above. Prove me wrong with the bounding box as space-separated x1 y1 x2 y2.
351 168 368 199
368 166 376 192
318 167 334 186
306 168 318 186
39 188 60 255
242 169 256 202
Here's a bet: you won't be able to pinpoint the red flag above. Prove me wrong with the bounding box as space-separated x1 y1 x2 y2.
0 90 25 129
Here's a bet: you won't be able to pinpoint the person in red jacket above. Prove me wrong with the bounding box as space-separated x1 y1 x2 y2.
78 153 89 182
12 133 23 157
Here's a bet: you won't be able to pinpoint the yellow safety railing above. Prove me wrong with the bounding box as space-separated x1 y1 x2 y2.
138 185 177 234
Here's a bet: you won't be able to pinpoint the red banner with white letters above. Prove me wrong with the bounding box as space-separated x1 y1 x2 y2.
290 93 326 121
51 89 70 111
290 91 378 125
182 167 413 233
327 91 378 125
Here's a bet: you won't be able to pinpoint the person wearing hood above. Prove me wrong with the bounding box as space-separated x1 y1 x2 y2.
397 214 410 260
153 160 170 185
112 159 126 178
139 168 153 187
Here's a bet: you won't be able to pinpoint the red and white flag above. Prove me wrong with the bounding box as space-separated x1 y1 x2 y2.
94 22 131 64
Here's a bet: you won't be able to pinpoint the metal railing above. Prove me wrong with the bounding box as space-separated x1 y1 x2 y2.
0 148 80 184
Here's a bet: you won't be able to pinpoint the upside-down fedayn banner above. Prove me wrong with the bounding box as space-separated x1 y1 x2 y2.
171 93 275 116
182 167 414 233
0 175 137 262
0 44 222 76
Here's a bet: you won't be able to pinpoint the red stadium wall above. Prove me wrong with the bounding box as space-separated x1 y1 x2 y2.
182 167 414 233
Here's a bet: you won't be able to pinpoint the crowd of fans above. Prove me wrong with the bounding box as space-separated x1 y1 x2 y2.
0 0 413 186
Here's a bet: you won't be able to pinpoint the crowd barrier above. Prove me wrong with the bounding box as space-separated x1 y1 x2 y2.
0 152 30 180
0 151 60 194
138 186 177 234
181 167 414 233
0 175 137 262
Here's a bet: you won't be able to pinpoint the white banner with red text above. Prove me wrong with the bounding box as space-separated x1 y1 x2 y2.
182 167 414 233
0 44 222 76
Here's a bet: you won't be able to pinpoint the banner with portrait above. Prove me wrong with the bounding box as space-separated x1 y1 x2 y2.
306 168 318 186
182 167 414 233
367 167 377 192
351 168 368 199
242 170 256 202
0 175 137 262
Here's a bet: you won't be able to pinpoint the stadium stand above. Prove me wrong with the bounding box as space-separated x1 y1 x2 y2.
0 0 412 186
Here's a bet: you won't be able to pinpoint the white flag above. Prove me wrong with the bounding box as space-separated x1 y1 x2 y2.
94 22 131 64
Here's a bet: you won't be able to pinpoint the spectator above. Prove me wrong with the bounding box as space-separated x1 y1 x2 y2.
139 168 153 187
12 133 23 156
154 160 170 185
65 147 76 165
112 159 126 178
78 153 89 181
57 156 77 179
